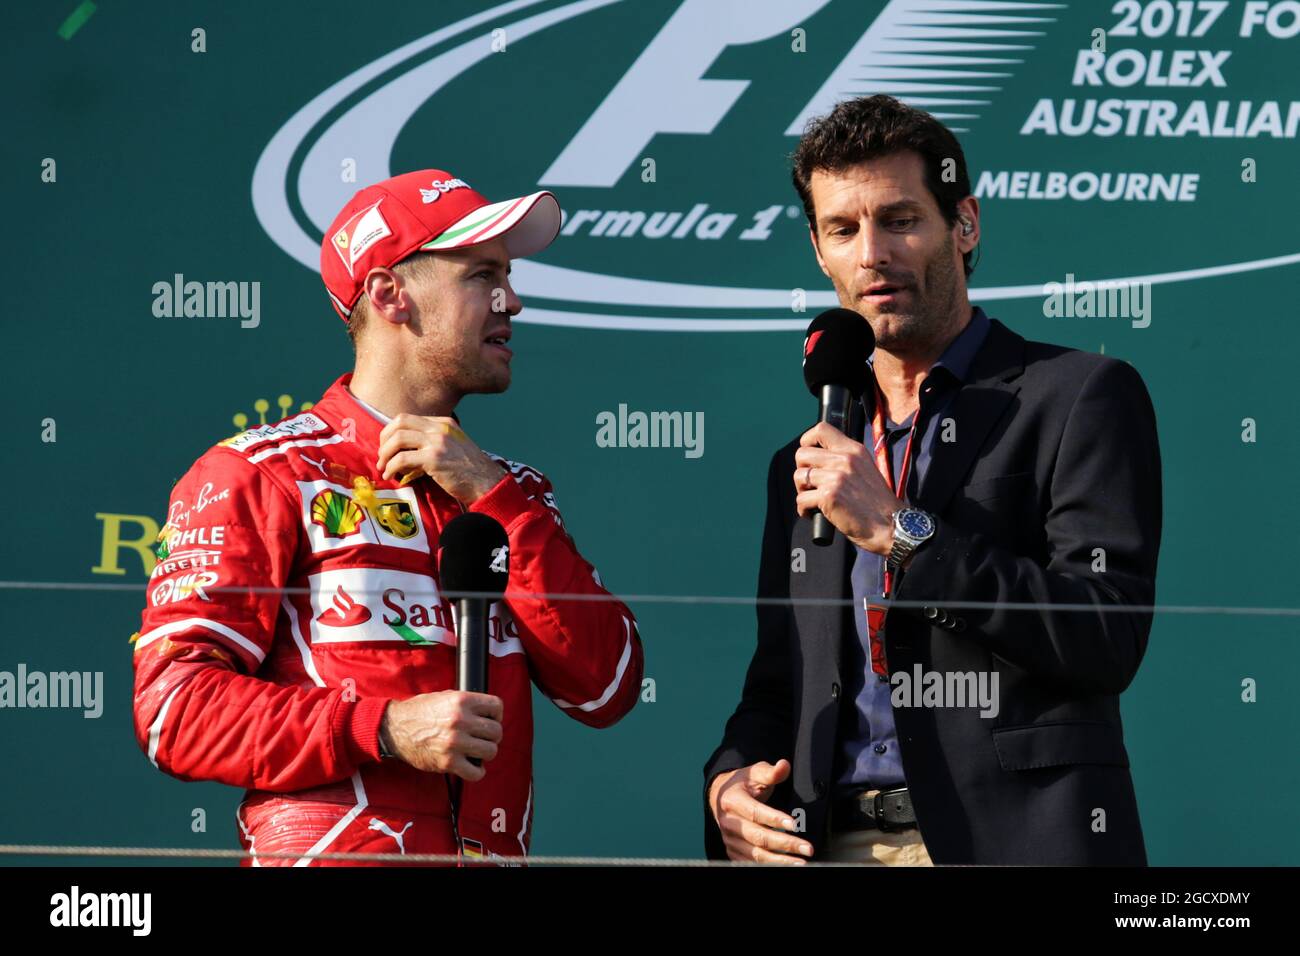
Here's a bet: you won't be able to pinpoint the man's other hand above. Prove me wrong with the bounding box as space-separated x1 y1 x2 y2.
376 414 505 504
709 759 813 864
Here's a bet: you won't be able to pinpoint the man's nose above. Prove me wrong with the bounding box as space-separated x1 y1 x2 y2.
500 278 523 316
857 221 890 271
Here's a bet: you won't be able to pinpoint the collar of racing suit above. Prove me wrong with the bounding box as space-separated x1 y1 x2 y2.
330 372 462 434
346 385 393 425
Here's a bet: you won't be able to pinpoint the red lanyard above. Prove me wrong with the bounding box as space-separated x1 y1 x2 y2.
868 380 919 598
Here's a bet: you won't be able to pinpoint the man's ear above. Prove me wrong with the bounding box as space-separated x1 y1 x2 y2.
362 267 411 325
808 226 831 279
954 195 979 254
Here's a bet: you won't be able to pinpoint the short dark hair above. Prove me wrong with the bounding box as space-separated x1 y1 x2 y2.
345 303 367 349
345 253 440 349
791 94 975 277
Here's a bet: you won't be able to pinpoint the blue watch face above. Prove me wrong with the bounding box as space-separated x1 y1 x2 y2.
899 510 935 538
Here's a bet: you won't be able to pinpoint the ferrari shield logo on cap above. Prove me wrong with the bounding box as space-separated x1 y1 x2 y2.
332 199 392 277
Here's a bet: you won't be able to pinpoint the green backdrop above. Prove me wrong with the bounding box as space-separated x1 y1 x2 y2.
4 0 1297 865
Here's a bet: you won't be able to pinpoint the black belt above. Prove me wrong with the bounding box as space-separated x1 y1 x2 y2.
831 786 917 833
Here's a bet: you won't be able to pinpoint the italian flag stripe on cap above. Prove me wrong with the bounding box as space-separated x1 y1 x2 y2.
423 199 518 249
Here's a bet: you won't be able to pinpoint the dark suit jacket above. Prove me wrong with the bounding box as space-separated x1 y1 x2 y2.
703 317 1161 865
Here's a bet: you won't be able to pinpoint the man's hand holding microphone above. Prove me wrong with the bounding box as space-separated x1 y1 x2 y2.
379 692 503 783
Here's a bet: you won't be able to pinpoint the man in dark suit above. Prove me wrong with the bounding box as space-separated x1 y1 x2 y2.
704 95 1161 866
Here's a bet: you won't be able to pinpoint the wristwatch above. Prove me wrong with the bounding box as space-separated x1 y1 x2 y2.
886 508 937 573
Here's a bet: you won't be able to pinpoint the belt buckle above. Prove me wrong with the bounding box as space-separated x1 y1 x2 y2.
872 791 895 833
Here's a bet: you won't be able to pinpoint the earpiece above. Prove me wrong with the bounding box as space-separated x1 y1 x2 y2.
960 217 973 236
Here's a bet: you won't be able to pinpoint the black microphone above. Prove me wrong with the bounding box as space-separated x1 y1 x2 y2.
438 513 510 705
802 308 875 546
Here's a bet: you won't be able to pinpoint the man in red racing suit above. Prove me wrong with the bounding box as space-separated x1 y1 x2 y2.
131 170 644 865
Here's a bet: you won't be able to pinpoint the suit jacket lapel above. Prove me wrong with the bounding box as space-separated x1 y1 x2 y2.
914 318 1026 516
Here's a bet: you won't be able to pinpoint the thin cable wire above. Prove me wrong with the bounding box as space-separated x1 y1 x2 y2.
1 580 1297 616
0 844 827 866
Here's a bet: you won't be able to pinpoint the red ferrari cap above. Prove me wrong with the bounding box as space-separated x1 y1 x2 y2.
320 169 561 321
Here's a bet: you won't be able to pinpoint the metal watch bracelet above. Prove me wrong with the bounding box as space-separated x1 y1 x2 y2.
887 509 931 573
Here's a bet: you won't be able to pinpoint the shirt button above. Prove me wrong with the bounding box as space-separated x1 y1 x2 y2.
874 744 887 754
830 682 841 700
814 779 827 798
877 673 889 683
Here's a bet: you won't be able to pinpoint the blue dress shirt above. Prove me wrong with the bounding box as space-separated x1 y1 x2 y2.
835 306 992 790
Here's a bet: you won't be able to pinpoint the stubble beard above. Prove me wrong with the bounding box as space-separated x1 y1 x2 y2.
858 234 962 355
408 335 509 411
452 337 511 396
456 357 510 397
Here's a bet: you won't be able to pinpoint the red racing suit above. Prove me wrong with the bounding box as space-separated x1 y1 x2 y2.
131 373 643 865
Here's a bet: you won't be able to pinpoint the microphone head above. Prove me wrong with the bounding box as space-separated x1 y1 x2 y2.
802 308 875 397
438 513 509 598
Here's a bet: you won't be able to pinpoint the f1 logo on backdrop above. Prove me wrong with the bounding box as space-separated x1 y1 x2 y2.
538 0 828 188
253 0 1300 330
